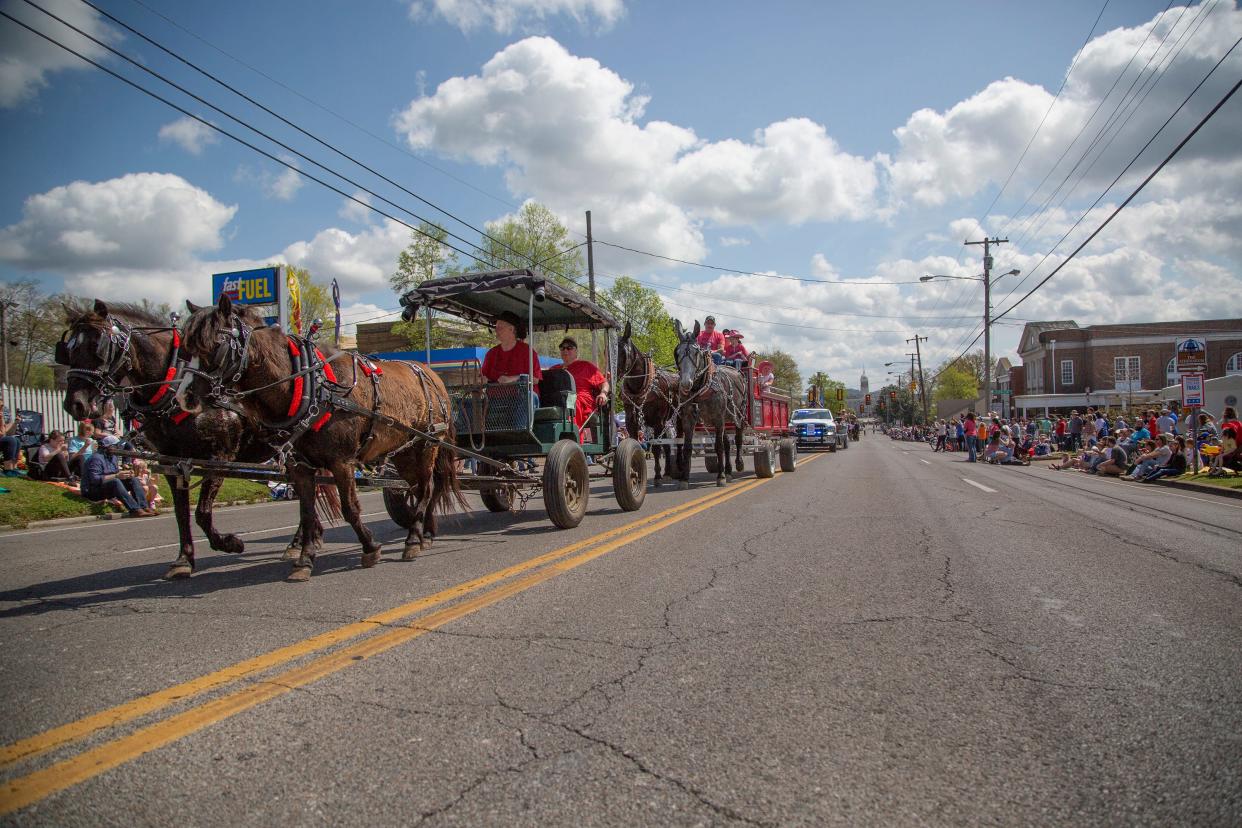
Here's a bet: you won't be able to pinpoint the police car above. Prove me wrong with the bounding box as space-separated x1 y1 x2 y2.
789 408 847 451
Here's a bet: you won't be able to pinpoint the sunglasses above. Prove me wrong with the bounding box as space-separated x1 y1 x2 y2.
560 345 576 350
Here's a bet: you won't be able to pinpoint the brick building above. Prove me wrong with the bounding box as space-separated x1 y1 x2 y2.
1014 318 1242 413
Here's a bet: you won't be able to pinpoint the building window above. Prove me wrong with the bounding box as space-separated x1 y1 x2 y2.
1114 355 1141 390
1060 360 1074 387
1227 352 1242 376
1166 357 1178 387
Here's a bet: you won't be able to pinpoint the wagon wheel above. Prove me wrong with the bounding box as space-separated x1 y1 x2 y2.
479 485 514 513
382 487 416 529
611 438 647 512
753 443 775 478
778 438 798 472
544 439 589 528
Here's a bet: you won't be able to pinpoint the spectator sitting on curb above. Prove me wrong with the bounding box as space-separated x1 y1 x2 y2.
1126 435 1172 480
80 436 157 518
1094 437 1128 476
1139 436 1188 482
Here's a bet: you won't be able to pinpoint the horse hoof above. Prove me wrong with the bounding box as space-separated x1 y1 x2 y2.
736 461 745 472
401 545 419 562
282 545 301 562
716 479 725 487
220 535 245 555
360 549 382 568
286 566 312 583
163 563 193 580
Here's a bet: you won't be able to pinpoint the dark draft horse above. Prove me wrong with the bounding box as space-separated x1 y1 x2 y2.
672 320 748 489
58 299 327 580
616 321 682 486
177 294 464 582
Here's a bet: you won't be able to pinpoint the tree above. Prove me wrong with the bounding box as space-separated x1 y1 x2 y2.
390 221 458 295
751 348 801 399
952 350 994 389
804 371 845 408
934 363 978 402
1 280 63 388
475 202 583 286
604 277 677 367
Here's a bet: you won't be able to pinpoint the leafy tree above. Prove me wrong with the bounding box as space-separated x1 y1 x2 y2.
804 371 845 408
604 276 677 367
390 221 458 295
1 280 63 388
934 363 978 401
951 350 994 388
475 202 584 286
751 348 801 399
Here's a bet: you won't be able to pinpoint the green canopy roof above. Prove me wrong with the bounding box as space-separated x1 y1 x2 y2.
399 269 618 331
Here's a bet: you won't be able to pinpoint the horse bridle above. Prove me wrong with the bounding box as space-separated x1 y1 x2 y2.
675 339 714 402
55 316 136 396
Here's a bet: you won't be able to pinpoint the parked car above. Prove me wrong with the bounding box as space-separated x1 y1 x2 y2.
790 408 847 451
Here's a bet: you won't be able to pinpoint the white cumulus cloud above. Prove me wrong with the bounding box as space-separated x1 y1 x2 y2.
407 0 624 34
157 117 219 155
0 0 116 108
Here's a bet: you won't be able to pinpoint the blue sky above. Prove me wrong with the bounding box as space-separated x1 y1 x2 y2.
1 0 1238 384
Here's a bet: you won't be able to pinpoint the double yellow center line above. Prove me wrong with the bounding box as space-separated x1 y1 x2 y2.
0 454 820 814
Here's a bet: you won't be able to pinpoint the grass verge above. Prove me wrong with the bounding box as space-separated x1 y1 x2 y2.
1177 471 1242 491
0 475 271 529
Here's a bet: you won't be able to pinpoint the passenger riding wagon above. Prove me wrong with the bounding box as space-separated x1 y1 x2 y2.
395 268 647 528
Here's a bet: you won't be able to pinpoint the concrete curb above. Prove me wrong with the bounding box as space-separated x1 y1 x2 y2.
0 497 272 533
1154 478 1242 500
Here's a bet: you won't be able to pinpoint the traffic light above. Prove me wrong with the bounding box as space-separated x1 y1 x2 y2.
835 387 845 402
864 393 871 405
858 404 864 413
889 390 897 401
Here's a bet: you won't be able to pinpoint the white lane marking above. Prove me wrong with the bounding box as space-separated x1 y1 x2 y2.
919 459 931 465
121 510 392 554
962 478 997 493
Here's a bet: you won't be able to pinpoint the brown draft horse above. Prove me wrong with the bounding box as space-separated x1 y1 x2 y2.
58 299 323 579
616 321 681 486
177 294 464 582
672 320 748 489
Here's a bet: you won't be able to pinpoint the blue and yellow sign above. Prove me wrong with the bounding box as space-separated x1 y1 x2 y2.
212 267 279 305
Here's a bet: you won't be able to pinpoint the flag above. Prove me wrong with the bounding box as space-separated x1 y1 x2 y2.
286 268 302 334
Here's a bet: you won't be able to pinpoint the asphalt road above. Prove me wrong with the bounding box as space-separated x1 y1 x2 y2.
1 436 1239 826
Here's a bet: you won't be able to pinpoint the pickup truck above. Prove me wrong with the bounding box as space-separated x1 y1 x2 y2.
789 408 848 451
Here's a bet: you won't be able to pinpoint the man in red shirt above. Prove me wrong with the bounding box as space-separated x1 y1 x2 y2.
551 337 608 440
481 311 542 384
695 315 726 364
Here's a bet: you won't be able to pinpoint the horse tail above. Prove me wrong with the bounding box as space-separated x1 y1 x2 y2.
431 443 469 515
315 476 342 525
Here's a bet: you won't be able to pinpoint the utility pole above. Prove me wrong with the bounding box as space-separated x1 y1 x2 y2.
908 352 918 424
585 210 598 363
965 236 1007 416
908 334 929 425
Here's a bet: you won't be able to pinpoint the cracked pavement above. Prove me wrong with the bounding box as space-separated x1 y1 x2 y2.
2 437 1240 826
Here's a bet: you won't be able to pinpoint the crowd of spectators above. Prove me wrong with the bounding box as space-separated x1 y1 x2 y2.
917 404 1242 481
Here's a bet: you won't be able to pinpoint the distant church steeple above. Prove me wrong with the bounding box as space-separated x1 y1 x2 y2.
859 371 869 396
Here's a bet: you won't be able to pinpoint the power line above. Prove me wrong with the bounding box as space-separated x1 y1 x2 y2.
124 0 521 213
999 0 1185 242
994 31 1242 310
978 0 1113 227
593 240 926 285
993 71 1242 322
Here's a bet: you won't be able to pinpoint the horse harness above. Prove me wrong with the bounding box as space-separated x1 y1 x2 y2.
56 315 195 427
196 318 448 466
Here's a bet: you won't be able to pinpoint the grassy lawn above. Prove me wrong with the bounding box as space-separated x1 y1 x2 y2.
0 475 271 529
1178 471 1242 491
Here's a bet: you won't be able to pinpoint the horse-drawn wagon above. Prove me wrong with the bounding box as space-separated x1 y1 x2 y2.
55 270 646 580
617 320 797 487
395 268 647 529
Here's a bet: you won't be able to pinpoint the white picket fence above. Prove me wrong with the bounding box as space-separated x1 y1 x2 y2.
1 383 77 436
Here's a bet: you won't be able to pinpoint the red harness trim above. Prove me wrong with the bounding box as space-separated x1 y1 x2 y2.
286 338 305 418
314 348 338 383
358 358 383 377
310 411 333 432
146 329 182 405
170 410 191 425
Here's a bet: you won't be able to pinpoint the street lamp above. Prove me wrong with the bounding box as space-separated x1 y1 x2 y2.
920 268 1020 415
